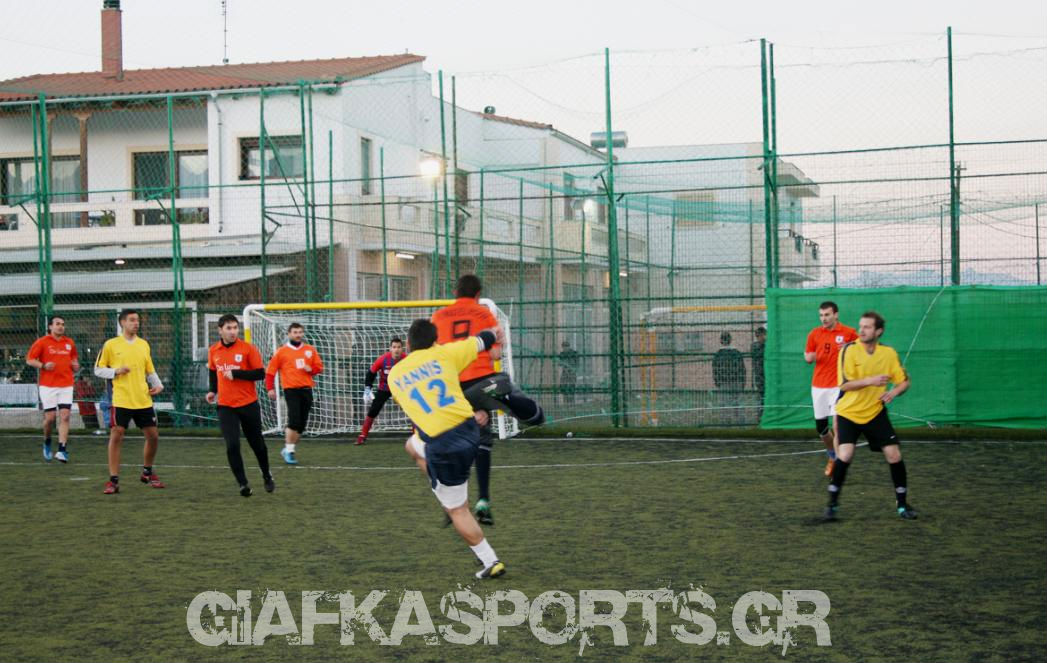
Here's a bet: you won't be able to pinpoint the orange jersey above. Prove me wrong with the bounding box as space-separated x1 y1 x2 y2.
265 342 324 390
806 324 858 388
208 339 264 407
432 297 498 383
27 335 78 388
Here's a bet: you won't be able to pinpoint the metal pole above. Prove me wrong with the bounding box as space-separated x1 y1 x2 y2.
31 102 45 332
478 169 485 280
947 26 960 285
298 84 313 301
438 71 451 297
307 85 318 301
380 147 389 300
604 47 625 427
38 95 53 317
167 95 185 418
1036 203 1041 285
327 129 334 301
760 40 774 292
518 179 524 331
769 42 780 288
940 204 945 287
259 89 267 302
431 182 439 299
452 75 460 282
832 195 838 287
749 199 755 300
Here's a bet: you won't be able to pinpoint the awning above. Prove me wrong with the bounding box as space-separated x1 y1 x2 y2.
0 266 293 297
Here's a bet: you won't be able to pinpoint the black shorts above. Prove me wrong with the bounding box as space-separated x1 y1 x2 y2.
366 389 393 419
423 419 482 489
836 409 898 452
113 406 158 430
284 387 313 433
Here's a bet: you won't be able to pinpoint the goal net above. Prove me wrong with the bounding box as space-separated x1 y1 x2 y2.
243 299 520 439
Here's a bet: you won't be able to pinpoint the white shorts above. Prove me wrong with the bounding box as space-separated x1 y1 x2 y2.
811 387 839 420
39 385 74 411
407 433 469 509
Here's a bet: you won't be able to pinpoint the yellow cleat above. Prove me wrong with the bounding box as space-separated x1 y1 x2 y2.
476 560 506 579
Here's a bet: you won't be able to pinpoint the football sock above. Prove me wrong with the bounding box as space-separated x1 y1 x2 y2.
476 447 492 502
285 443 296 453
143 466 153 476
889 460 908 506
110 475 119 484
470 538 498 567
58 443 67 452
827 458 850 506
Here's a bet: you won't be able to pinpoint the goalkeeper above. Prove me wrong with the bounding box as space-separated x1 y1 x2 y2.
356 338 407 445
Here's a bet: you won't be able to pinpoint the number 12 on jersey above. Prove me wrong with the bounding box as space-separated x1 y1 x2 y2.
408 378 456 413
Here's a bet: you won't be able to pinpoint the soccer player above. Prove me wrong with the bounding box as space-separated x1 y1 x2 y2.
266 322 324 464
93 309 165 494
26 315 79 462
824 311 916 521
804 301 858 477
431 274 545 525
356 338 407 446
208 314 273 496
389 318 506 579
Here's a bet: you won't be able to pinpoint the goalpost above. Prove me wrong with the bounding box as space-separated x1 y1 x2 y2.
242 299 520 439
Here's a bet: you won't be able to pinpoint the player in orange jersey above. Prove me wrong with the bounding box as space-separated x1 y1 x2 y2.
26 315 80 462
207 314 273 496
431 274 544 525
804 301 858 477
265 322 324 463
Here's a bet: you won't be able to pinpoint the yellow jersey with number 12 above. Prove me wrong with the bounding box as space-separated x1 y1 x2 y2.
95 336 157 409
387 339 479 439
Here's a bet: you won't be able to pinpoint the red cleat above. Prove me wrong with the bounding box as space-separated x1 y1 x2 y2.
103 481 119 495
140 472 166 488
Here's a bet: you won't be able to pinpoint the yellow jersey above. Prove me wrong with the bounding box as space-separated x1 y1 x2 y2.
835 342 908 425
387 339 479 439
96 336 157 409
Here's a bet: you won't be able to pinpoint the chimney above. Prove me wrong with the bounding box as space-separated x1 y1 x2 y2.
101 0 123 80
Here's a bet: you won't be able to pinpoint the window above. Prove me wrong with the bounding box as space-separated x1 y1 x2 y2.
357 272 414 301
1 156 81 205
133 151 208 200
454 169 469 204
673 192 717 226
563 173 577 220
360 137 373 195
0 214 17 231
240 136 304 180
135 207 209 226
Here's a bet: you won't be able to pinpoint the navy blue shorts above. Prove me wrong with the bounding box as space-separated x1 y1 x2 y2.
423 419 482 490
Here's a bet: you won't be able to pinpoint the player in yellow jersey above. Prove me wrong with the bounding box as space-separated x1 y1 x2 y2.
388 319 506 579
93 310 165 494
824 311 916 521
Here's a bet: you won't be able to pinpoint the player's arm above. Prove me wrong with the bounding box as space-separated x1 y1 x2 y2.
265 350 281 396
837 343 880 392
25 340 46 370
206 346 219 404
230 346 265 381
94 341 126 378
144 347 164 395
804 332 816 363
880 353 910 404
70 342 80 372
311 348 324 376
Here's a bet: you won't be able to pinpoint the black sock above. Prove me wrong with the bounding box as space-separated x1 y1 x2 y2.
143 466 153 476
889 460 908 507
827 458 851 506
476 447 492 502
110 475 119 484
45 436 52 443
58 443 67 451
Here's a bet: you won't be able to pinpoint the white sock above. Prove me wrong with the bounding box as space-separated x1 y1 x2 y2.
286 443 296 452
469 538 498 567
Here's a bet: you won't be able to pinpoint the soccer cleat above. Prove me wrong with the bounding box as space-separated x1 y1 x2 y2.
239 484 253 497
281 449 298 465
474 500 494 526
824 458 835 477
475 560 506 579
354 435 366 446
264 476 275 493
897 505 918 520
822 505 838 521
42 441 53 462
55 450 68 463
103 481 119 495
140 472 166 488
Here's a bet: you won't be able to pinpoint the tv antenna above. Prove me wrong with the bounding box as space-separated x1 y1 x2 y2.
221 0 229 64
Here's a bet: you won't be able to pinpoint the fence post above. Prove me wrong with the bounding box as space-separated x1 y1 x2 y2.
380 147 389 300
760 40 774 292
259 88 267 303
167 95 186 419
947 26 960 285
604 47 626 427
